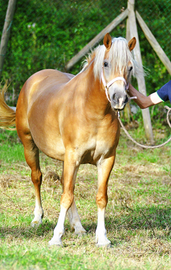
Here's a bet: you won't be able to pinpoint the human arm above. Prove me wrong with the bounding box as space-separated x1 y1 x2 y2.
128 84 163 109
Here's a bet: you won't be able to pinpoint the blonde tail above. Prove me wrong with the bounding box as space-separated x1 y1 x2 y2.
0 83 16 130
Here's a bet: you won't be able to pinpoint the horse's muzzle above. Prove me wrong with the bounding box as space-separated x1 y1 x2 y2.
111 93 128 111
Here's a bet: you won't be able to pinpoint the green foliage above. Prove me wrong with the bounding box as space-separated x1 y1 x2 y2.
0 0 171 105
0 0 127 103
136 0 171 93
0 129 24 168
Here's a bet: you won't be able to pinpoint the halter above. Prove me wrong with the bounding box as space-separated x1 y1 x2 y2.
101 69 129 102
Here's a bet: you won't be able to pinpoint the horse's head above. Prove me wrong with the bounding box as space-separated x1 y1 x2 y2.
98 33 136 111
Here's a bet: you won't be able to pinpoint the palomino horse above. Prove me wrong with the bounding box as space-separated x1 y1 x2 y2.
0 33 137 247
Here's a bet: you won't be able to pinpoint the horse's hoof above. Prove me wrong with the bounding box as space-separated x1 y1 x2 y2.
96 241 111 248
49 238 63 247
31 220 42 227
95 235 111 248
74 227 86 235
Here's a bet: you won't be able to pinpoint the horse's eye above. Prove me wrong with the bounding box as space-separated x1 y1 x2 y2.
104 61 109 67
129 66 133 72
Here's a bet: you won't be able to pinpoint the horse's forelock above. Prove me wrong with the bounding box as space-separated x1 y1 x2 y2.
93 45 106 79
87 37 141 80
109 37 133 75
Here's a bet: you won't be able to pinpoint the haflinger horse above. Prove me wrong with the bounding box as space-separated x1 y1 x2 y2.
0 33 137 247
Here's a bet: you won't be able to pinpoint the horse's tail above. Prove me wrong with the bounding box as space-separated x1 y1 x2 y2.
0 83 16 130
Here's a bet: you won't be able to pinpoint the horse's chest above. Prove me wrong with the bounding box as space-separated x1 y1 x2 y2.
94 141 111 160
79 119 120 164
80 134 118 165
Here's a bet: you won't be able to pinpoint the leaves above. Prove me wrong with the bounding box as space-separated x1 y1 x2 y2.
0 0 171 104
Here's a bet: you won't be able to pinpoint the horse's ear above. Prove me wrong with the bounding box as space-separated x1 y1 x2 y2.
128 37 136 51
103 33 112 50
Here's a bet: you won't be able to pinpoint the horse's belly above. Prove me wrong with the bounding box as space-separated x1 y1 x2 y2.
29 121 65 160
36 137 65 160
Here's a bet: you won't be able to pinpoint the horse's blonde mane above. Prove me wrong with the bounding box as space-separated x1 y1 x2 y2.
83 37 142 81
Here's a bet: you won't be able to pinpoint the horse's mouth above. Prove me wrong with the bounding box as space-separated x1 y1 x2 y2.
110 95 128 111
112 102 127 111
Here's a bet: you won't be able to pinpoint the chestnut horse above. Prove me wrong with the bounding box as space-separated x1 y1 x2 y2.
0 34 137 247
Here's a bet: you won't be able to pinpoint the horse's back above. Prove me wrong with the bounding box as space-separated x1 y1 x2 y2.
19 69 72 107
15 69 74 159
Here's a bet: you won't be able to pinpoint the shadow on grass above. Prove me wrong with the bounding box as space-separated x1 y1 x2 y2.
1 207 171 242
107 206 171 231
0 219 54 239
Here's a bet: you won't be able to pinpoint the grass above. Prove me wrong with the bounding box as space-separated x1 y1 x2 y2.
0 126 171 270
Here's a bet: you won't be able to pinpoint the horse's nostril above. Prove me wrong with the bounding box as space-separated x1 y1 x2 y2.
112 93 116 100
112 92 128 106
125 96 128 104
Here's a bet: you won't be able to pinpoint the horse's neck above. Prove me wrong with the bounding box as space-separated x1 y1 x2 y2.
82 66 111 117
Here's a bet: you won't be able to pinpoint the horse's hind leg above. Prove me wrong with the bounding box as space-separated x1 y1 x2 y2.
61 168 86 235
67 200 86 235
21 134 44 227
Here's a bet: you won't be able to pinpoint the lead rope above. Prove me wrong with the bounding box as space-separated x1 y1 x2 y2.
117 106 171 149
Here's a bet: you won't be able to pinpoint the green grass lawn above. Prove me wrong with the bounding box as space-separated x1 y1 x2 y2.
0 128 171 270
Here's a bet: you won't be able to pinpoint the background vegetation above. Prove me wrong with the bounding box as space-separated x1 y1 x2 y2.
0 2 171 268
0 0 171 105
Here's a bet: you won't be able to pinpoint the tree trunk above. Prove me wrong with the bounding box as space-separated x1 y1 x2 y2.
0 0 17 78
127 0 154 143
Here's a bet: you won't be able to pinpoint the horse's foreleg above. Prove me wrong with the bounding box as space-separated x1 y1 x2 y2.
23 140 44 227
49 151 79 246
96 155 115 247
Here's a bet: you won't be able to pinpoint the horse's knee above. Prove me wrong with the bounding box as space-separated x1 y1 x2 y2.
61 192 74 209
31 170 42 186
96 192 108 209
60 175 64 186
